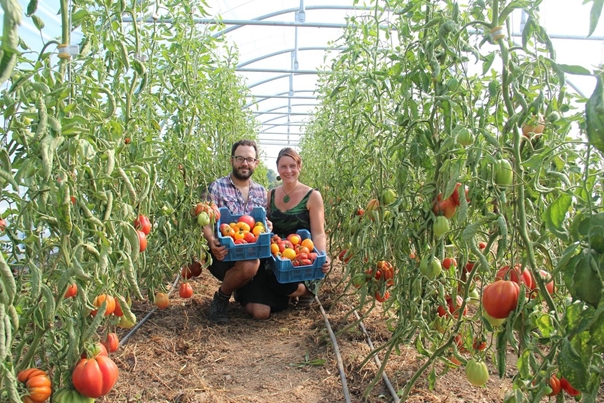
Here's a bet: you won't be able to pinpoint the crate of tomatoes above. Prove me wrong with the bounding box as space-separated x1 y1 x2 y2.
269 229 326 283
216 207 271 261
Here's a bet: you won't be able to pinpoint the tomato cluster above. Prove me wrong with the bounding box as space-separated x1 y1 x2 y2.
270 233 318 266
219 214 266 244
18 368 52 403
193 201 221 227
358 260 396 303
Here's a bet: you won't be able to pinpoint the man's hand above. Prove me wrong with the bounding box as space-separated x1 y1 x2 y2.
209 238 228 261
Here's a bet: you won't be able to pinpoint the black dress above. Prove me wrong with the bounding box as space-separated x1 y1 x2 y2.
235 189 315 312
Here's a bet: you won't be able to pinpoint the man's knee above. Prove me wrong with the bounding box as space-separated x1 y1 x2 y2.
245 303 270 320
235 259 260 278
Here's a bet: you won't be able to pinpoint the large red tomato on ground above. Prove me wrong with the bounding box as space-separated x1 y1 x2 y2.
133 214 151 235
483 280 520 319
72 355 119 398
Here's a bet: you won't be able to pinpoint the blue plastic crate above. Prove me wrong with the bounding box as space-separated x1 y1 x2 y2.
216 207 271 262
270 229 326 283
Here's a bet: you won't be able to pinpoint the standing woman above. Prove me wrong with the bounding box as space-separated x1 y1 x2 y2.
235 147 331 319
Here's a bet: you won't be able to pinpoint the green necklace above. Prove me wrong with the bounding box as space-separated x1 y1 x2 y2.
282 183 299 203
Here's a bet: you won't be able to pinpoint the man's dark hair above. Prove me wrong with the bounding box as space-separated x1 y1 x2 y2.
231 139 259 158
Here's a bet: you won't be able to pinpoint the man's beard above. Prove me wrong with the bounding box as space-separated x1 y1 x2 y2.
232 166 253 180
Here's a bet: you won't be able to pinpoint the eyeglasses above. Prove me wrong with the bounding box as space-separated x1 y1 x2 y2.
232 156 257 164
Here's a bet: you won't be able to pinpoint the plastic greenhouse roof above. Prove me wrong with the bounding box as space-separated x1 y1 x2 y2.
8 0 604 166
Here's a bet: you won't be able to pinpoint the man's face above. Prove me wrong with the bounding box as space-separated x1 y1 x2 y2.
231 145 258 180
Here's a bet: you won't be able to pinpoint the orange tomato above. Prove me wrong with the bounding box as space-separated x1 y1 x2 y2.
296 246 310 255
287 234 301 245
300 238 314 250
270 243 279 255
232 231 245 241
229 222 240 231
252 225 264 237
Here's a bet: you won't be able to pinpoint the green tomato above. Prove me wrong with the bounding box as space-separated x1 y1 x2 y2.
381 188 397 206
465 359 489 387
420 256 442 280
494 159 513 187
483 311 506 327
433 216 450 238
351 273 366 288
197 211 210 226
118 315 136 329
456 127 474 147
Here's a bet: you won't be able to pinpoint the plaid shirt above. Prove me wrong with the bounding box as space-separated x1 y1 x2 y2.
207 174 267 216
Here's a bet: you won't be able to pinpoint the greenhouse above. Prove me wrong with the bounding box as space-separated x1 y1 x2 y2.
1 0 604 402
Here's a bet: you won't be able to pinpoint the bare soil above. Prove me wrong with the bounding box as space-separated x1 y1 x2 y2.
97 262 600 403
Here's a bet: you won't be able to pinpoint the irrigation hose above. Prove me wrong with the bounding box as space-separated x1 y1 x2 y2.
353 309 401 403
118 274 181 347
315 295 352 403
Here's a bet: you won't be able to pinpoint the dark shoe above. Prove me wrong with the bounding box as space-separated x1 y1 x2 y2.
208 292 229 324
296 295 314 309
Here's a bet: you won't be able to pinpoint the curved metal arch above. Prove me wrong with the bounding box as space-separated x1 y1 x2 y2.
238 46 339 68
245 90 318 108
253 103 318 116
212 5 371 38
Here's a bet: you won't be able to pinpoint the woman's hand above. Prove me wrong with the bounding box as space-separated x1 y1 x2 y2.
321 255 331 273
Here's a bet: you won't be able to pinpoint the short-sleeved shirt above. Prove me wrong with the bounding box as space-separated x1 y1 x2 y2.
207 174 267 216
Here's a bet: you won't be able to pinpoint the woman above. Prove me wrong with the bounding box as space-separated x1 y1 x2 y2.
235 147 331 319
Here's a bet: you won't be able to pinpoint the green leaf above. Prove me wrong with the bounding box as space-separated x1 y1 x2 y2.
555 63 592 76
558 338 588 391
31 14 44 30
588 0 604 37
573 252 603 307
544 193 571 230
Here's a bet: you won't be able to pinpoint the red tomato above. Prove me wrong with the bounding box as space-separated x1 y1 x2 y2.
560 378 581 397
243 231 257 243
496 264 534 290
238 214 256 228
538 269 555 294
309 252 318 262
137 230 147 252
102 333 119 353
548 374 561 396
433 197 457 218
113 299 124 317
64 283 78 299
478 241 487 249
464 261 475 273
483 280 520 319
472 338 487 351
133 214 151 235
72 355 119 398
179 283 193 298
338 249 351 263
0 218 6 231
437 295 466 318
442 257 457 270
181 258 202 279
375 290 390 302
155 292 169 309
91 294 116 317
81 342 108 359
450 182 470 206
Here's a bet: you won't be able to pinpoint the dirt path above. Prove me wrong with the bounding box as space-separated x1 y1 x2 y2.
97 266 601 403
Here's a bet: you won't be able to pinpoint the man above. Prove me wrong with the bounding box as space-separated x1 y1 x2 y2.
202 139 268 323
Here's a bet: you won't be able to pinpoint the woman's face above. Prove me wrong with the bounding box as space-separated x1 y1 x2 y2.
277 155 299 182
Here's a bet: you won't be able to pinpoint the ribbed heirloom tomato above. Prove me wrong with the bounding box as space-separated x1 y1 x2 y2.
72 355 119 398
18 368 52 403
52 388 95 403
465 359 489 387
91 294 116 317
483 280 520 319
